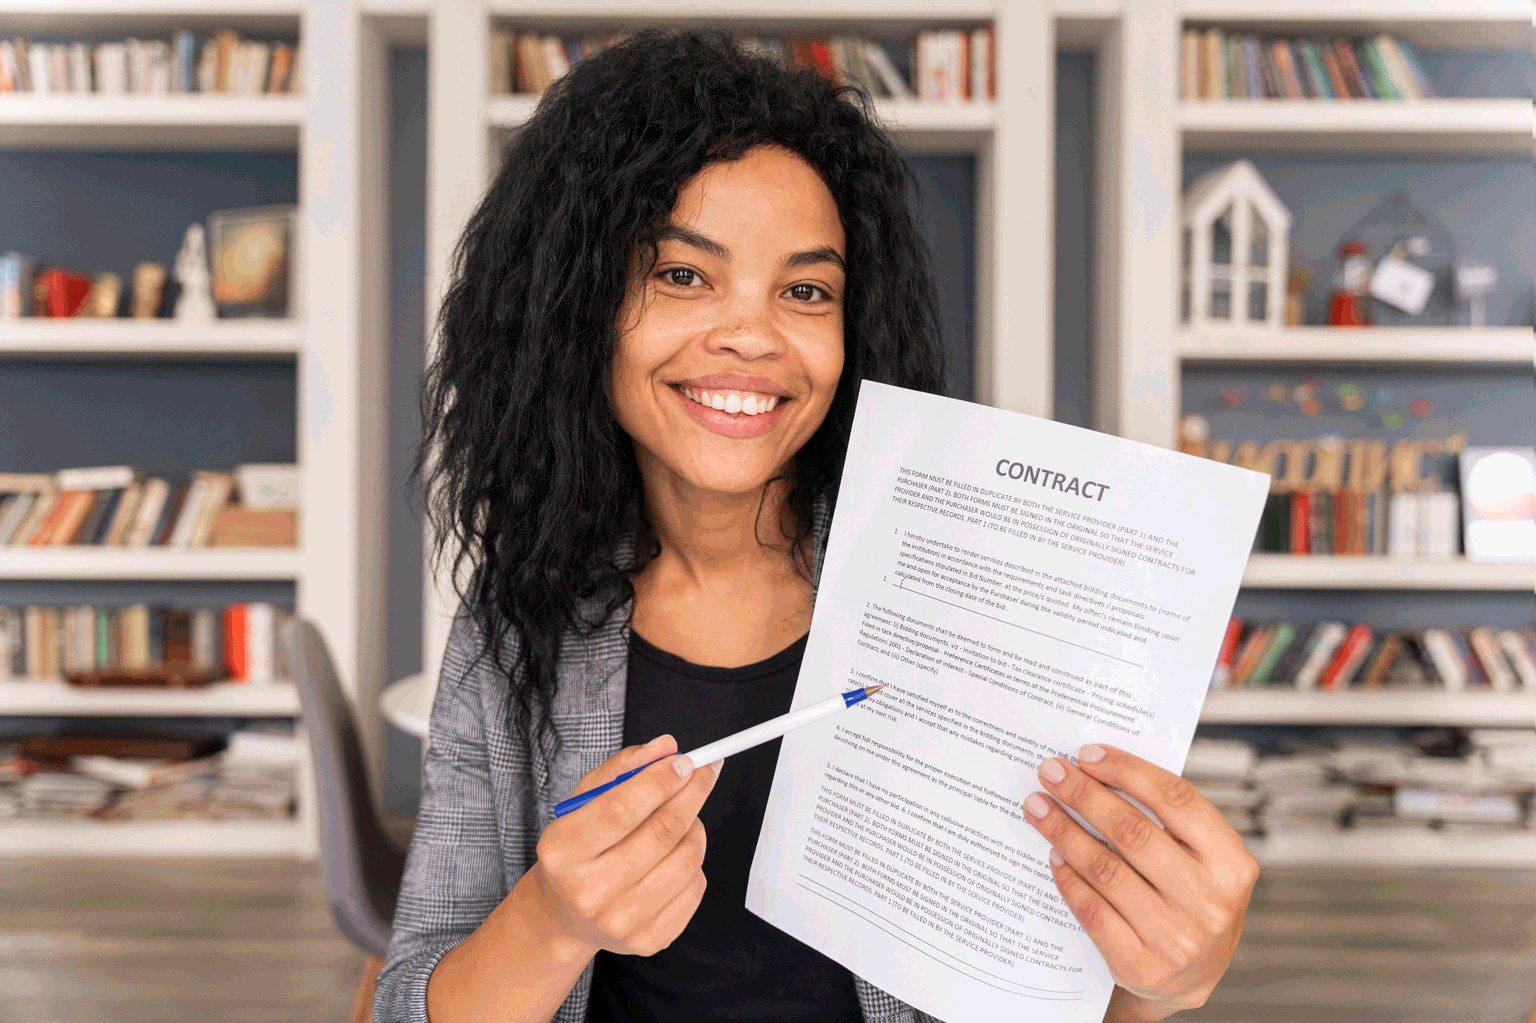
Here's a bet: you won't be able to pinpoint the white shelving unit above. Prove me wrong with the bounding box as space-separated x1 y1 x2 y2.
0 320 303 358
1094 2 1536 867
1246 827 1536 868
1176 326 1532 365
0 679 300 716
1242 555 1534 591
0 0 390 860
1201 688 1535 727
1 548 305 580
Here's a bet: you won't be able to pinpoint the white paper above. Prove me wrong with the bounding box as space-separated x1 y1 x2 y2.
746 382 1269 1022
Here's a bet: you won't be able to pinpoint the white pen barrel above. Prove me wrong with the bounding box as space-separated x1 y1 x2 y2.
682 693 847 767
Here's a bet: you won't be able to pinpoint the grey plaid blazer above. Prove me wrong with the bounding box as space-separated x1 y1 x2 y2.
374 504 942 1023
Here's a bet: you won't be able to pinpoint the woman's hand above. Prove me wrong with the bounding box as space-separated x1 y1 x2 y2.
426 736 720 1023
1022 743 1258 1023
521 735 721 960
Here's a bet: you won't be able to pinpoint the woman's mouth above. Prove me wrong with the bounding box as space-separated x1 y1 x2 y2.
676 385 781 416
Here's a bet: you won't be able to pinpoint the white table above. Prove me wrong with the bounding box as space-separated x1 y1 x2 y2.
380 672 433 739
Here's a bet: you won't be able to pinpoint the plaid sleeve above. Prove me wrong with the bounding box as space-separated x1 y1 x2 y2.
373 614 518 1023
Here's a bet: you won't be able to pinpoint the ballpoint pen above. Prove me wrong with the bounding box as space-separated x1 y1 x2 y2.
552 683 887 818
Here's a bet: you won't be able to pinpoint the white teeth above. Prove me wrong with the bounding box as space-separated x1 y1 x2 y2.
679 386 782 416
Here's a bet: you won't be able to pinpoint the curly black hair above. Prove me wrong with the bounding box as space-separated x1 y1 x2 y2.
419 29 945 754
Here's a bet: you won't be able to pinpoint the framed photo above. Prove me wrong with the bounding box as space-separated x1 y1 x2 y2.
208 204 296 318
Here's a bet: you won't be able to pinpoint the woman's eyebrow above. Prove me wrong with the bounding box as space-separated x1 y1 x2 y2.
657 224 730 259
784 247 846 271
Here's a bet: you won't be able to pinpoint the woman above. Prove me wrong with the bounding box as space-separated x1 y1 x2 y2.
377 30 1257 1023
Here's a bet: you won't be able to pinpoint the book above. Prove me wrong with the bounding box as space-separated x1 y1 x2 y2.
1359 633 1402 688
73 489 116 546
1288 489 1311 553
100 480 143 546
1321 624 1374 690
1230 624 1274 687
225 604 249 680
1294 621 1346 690
1211 615 1242 688
188 471 235 546
10 485 58 545
1421 628 1467 691
1247 621 1296 686
1468 627 1516 692
0 251 33 317
153 484 189 546
124 477 170 547
1496 631 1536 690
1417 491 1459 558
1272 623 1317 682
863 42 913 99
34 490 89 546
38 268 92 317
166 477 207 548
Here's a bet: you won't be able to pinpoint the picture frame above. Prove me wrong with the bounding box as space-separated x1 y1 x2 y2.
207 204 297 318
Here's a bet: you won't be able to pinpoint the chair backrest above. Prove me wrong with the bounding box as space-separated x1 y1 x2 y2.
281 618 405 957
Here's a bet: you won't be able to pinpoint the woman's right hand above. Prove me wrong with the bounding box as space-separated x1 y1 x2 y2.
519 734 721 960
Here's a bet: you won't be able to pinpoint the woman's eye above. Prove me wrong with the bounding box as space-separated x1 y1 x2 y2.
788 283 826 302
664 268 697 287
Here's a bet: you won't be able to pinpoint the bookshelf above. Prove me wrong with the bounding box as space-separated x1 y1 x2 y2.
1100 1 1534 865
0 1 388 860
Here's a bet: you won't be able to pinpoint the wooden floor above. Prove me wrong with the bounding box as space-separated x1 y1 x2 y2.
0 859 1531 1022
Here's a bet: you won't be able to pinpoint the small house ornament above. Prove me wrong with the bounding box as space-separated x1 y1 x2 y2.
1181 159 1292 331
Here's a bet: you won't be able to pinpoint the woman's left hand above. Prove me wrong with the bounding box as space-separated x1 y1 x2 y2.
1022 743 1259 1023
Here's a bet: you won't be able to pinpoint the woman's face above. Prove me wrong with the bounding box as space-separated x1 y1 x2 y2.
611 144 846 498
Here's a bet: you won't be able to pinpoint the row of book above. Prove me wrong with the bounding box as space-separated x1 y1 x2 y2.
1181 30 1437 102
1254 488 1459 558
0 729 298 822
1212 618 1535 693
0 31 300 96
0 464 298 549
1185 730 1534 838
0 602 291 684
491 29 996 103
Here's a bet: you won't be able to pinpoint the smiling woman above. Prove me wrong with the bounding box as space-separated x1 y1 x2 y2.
381 28 1250 1023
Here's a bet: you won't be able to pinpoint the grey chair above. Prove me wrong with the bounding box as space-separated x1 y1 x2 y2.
282 618 407 958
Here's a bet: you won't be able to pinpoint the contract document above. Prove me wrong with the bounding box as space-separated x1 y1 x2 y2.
746 381 1269 1022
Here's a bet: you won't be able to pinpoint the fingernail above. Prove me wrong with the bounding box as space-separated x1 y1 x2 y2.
645 735 669 750
708 759 723 778
1049 849 1065 867
1023 792 1050 818
672 755 695 779
1079 743 1106 764
1038 758 1066 784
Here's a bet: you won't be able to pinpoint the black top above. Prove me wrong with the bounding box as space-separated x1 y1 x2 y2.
587 630 863 1023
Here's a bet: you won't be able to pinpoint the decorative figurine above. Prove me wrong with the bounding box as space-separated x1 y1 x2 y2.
75 272 122 318
173 223 215 324
1180 159 1292 331
1327 240 1372 326
131 261 167 319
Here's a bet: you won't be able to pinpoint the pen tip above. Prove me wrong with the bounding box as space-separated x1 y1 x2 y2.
864 684 885 696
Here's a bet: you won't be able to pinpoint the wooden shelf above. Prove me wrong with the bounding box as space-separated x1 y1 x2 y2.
1246 826 1536 867
1180 99 1531 156
0 818 310 858
487 95 995 143
1176 326 1532 364
1201 688 1535 726
0 96 303 151
1242 555 1534 590
0 548 304 581
0 320 302 359
0 679 300 717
